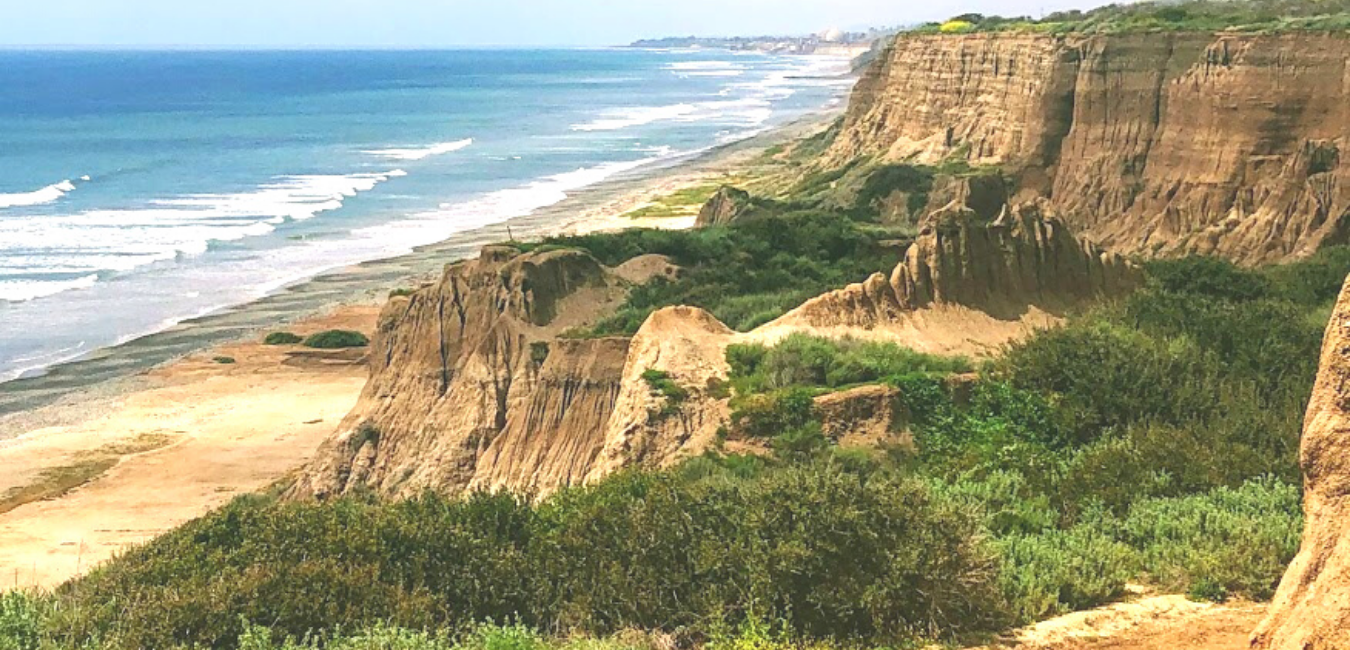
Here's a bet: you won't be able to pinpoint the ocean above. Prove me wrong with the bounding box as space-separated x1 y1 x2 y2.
0 48 853 384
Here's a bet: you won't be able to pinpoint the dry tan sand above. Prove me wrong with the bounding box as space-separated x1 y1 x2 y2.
0 307 378 589
967 593 1266 650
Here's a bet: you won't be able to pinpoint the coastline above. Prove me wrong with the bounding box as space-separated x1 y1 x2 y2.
0 107 839 430
0 110 836 588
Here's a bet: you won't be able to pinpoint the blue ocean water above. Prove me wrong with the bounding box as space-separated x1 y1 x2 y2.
0 49 853 382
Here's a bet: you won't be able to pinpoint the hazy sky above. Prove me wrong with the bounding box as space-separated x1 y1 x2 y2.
0 0 1118 47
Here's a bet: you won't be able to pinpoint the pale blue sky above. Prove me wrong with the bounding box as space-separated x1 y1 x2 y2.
0 0 1114 47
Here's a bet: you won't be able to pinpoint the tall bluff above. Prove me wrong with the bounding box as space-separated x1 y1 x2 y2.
287 247 730 500
829 32 1350 265
1254 275 1350 649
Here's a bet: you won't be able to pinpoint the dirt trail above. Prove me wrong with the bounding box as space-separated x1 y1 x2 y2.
976 595 1266 650
0 307 377 589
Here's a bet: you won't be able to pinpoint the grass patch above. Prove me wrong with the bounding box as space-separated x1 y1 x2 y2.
522 211 904 335
0 434 175 515
303 330 370 349
621 183 727 219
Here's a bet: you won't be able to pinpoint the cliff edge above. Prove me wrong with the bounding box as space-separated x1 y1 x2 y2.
1252 274 1350 649
829 31 1350 265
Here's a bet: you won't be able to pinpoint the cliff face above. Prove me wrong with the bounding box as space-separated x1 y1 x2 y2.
830 32 1350 265
289 247 633 499
288 248 731 500
755 197 1140 353
1254 274 1350 649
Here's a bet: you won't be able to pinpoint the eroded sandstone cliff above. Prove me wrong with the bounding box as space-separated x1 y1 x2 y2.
1252 274 1350 649
829 31 1350 265
291 192 1139 500
753 197 1139 353
289 246 635 499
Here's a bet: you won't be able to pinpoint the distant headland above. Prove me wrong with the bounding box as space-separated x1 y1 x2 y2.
627 26 894 57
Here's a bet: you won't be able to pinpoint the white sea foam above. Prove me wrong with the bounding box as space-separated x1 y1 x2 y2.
572 104 700 132
667 61 745 71
0 274 99 303
0 179 79 210
362 138 473 161
354 148 684 248
0 170 403 304
572 97 773 133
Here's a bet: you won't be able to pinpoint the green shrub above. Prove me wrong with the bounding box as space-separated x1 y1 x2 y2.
389 288 417 299
264 332 303 346
641 369 688 418
45 463 1006 648
0 591 41 650
214 356 238 365
726 334 970 396
996 517 1137 622
1144 257 1271 302
1120 478 1302 601
303 330 370 349
530 342 551 366
730 388 817 439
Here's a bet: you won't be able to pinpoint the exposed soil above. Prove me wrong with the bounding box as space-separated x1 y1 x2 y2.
974 595 1266 650
0 306 378 589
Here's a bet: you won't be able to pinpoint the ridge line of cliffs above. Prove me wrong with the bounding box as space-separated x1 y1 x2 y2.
288 195 1138 501
827 31 1350 265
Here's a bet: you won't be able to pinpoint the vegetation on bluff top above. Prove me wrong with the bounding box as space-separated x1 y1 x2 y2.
909 0 1350 35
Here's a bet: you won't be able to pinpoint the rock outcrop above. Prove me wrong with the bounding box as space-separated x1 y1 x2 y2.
829 32 1350 265
813 385 911 451
696 186 758 227
289 247 734 500
756 198 1140 352
1252 274 1350 649
289 247 632 499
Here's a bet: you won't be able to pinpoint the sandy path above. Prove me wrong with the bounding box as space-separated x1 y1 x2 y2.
0 307 377 590
974 594 1267 650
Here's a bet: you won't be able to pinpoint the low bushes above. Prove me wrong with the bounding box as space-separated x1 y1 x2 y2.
302 330 370 349
37 463 1004 649
515 211 903 334
263 332 303 346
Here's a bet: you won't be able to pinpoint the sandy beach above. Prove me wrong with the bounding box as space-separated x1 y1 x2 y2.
0 111 835 589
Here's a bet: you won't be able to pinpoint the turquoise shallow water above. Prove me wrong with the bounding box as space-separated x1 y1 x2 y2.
0 49 853 383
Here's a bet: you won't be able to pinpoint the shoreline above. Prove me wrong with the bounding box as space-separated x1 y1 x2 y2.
0 109 836 588
0 108 839 431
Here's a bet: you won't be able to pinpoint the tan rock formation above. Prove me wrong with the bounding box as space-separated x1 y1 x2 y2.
828 32 1350 265
756 199 1140 353
813 384 911 451
288 246 632 500
289 247 735 500
585 306 736 483
696 185 757 227
1252 275 1350 649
